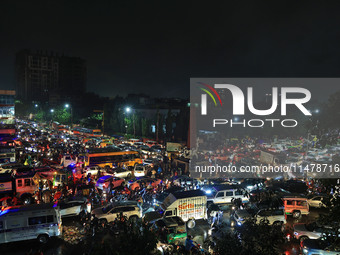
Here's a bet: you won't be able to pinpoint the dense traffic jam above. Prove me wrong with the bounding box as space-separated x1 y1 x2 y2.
0 120 340 254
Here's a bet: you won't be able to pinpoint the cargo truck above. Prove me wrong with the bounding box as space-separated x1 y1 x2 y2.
161 190 207 228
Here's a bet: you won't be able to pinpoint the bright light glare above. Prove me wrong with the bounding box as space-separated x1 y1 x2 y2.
125 107 131 113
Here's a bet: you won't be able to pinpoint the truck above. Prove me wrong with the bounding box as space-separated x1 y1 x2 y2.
166 142 182 153
260 151 280 165
161 190 207 228
0 171 37 204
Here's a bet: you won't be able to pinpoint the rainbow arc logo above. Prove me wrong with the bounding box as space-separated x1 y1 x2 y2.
198 82 222 115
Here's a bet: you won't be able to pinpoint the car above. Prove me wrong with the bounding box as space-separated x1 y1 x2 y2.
58 197 91 218
128 177 162 190
232 209 252 227
255 208 286 226
140 145 152 155
150 216 187 244
91 201 142 223
283 197 309 219
95 175 125 190
111 167 133 179
143 158 158 167
307 196 327 208
301 238 340 255
172 175 199 187
85 165 102 176
294 222 332 242
133 164 146 177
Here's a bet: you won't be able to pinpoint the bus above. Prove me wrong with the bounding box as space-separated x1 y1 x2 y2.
72 126 102 137
0 204 62 244
85 148 143 169
0 146 15 165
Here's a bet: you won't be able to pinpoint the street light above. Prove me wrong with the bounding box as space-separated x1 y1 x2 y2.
125 107 135 137
315 109 319 114
50 109 54 113
35 104 38 108
65 103 73 126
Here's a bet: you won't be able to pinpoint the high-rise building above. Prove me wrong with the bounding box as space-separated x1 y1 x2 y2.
15 50 86 102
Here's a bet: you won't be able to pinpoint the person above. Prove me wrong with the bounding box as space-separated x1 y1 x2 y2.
185 235 196 254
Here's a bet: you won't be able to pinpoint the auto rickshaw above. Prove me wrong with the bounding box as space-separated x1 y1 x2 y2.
151 216 187 244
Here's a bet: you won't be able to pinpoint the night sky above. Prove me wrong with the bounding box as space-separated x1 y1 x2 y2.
1 1 340 99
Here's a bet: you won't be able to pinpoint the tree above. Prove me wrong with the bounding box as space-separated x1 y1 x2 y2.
213 219 285 255
89 214 158 255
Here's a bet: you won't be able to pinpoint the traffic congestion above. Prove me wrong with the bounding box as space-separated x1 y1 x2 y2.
0 120 340 255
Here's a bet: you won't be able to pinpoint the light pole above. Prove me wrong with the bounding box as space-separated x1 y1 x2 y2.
65 103 73 127
50 109 54 123
125 107 135 137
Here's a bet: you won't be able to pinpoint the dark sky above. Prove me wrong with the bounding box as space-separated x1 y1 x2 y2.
1 1 340 99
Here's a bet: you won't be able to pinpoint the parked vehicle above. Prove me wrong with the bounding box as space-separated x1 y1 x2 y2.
58 197 91 218
255 208 286 225
91 200 142 223
283 197 309 219
233 209 252 227
301 238 340 255
307 196 327 208
95 176 125 191
0 204 62 244
111 167 133 179
128 177 162 191
161 190 207 228
0 172 37 204
85 166 102 176
133 164 146 177
294 222 332 242
150 216 187 244
206 186 249 204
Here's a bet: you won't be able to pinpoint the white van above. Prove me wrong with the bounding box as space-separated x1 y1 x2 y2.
0 204 62 244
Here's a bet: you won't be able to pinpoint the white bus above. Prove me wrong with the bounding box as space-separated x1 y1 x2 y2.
0 203 62 244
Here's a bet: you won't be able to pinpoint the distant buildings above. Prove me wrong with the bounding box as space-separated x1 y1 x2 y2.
15 49 86 103
0 90 15 124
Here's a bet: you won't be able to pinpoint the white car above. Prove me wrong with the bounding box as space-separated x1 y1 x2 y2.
255 208 286 226
307 196 327 208
91 201 142 222
293 222 331 241
58 199 91 218
111 167 133 179
85 166 102 176
134 164 146 177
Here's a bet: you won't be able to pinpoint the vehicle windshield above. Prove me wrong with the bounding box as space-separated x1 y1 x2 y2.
102 204 113 213
305 222 316 232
